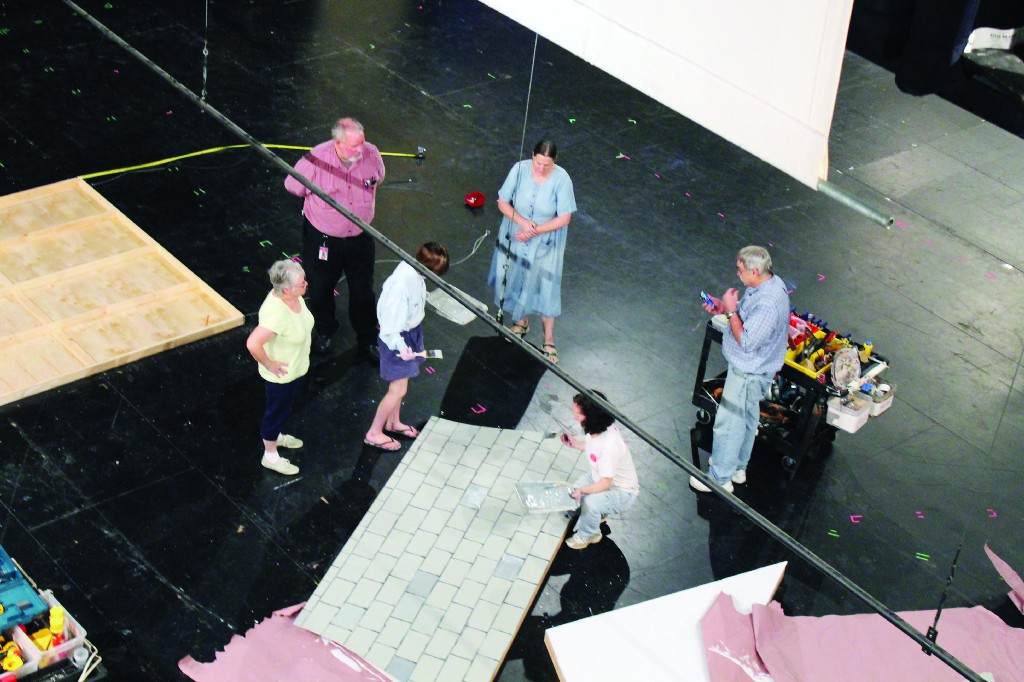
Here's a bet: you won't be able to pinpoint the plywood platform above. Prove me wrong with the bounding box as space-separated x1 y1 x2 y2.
0 178 244 407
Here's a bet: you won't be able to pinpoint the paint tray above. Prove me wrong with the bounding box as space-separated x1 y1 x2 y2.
514 481 578 514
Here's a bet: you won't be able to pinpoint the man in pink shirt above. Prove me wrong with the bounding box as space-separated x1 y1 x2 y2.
284 117 386 361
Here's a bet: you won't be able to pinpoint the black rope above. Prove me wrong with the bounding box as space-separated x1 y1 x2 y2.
59 4 989 680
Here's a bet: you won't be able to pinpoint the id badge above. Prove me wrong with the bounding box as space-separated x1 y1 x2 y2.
318 245 329 261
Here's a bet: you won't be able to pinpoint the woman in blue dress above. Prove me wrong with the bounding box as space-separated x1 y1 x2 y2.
487 139 577 364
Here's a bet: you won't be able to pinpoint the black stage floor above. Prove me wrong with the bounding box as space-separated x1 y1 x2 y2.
1 2 1022 680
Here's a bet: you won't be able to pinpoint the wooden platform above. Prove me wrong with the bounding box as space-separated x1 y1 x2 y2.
0 178 243 407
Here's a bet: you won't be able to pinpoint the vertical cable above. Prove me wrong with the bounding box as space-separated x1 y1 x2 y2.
496 32 539 325
200 0 210 102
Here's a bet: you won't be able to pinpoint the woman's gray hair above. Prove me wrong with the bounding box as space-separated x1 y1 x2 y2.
268 260 304 295
737 245 773 276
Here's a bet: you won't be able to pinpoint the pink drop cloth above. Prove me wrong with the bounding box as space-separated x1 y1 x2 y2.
179 604 393 682
700 546 1024 681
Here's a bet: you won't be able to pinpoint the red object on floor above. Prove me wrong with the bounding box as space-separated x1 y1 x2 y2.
464 190 485 207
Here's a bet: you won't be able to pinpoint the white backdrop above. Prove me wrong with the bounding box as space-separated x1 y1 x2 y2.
479 0 854 188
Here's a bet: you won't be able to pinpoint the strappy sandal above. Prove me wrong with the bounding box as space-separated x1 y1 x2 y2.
542 343 559 364
509 322 529 338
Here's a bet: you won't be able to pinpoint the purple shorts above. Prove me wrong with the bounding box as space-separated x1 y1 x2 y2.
378 324 425 381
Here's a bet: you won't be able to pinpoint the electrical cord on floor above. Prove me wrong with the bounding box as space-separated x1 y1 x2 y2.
77 639 102 681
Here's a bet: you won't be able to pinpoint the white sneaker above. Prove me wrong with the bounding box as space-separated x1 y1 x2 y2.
261 455 299 475
565 532 602 550
708 457 746 485
689 475 734 494
276 434 303 449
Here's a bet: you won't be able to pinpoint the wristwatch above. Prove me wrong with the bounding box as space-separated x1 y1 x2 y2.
725 311 736 320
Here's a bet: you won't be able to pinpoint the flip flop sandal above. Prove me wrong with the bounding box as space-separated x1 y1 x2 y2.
386 425 420 438
542 343 559 364
509 322 529 338
363 436 402 452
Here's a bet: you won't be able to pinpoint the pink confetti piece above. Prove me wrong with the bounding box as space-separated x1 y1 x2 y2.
985 272 997 280
684 192 691 197
425 366 435 374
923 238 933 245
113 69 119 73
988 509 997 518
818 274 826 281
717 212 725 218
915 511 925 519
654 173 661 178
333 289 339 297
165 110 173 115
768 242 774 247
615 153 631 160
895 220 907 228
850 515 862 523
470 403 486 414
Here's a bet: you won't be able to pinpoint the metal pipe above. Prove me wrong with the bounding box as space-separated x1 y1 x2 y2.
818 179 895 227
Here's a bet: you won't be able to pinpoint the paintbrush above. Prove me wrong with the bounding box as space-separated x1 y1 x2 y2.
399 349 443 359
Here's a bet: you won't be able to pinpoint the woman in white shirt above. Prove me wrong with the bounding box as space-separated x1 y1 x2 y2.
363 242 449 451
562 390 640 549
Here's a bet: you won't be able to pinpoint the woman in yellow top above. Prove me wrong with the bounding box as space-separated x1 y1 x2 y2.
246 260 314 475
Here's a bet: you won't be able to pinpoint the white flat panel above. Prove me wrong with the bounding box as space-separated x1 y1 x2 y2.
545 562 786 682
479 0 852 187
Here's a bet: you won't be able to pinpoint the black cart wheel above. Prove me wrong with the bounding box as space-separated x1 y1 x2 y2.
696 409 711 425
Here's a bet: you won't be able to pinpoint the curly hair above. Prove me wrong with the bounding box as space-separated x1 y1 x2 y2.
573 390 614 435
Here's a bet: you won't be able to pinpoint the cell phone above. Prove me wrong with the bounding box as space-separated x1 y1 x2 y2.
700 291 715 307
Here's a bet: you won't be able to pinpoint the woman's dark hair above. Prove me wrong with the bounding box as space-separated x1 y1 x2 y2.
416 242 450 275
573 390 614 435
533 139 557 160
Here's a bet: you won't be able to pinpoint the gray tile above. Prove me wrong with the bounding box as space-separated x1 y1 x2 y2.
379 529 414 558
419 545 452 576
467 600 500 631
467 656 501 680
505 579 538 609
460 443 491 468
393 507 428 534
377 575 409 605
348 577 383 609
448 464 476 489
493 603 523 635
493 554 524 581
434 485 463 511
451 579 486 608
321 579 356 607
471 461 503 488
391 554 423 581
386 655 416 682
337 555 372 583
438 655 472 681
424 580 459 609
452 538 484 563
434 526 464 553
406 569 439 597
404 530 439 557
420 507 451 534
394 469 427 494
438 603 472 633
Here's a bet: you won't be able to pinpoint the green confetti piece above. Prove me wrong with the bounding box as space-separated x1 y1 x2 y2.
369 44 375 49
242 266 250 273
34 20 43 25
628 118 637 124
0 28 11 36
487 73 495 79
827 530 839 537
22 48 30 54
915 552 930 561
259 240 273 247
463 104 472 108
104 3 113 8
568 118 576 123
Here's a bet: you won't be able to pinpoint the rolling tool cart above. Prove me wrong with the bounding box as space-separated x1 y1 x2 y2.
691 314 891 477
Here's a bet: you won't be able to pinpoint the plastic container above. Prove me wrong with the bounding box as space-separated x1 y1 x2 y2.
7 590 86 677
826 395 870 433
514 481 579 514
867 383 895 417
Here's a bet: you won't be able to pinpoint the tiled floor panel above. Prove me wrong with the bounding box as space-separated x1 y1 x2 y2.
296 417 587 681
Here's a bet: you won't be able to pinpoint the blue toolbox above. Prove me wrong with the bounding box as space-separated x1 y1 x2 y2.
0 544 47 631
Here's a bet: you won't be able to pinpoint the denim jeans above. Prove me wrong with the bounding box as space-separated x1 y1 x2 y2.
708 365 774 485
571 474 638 538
